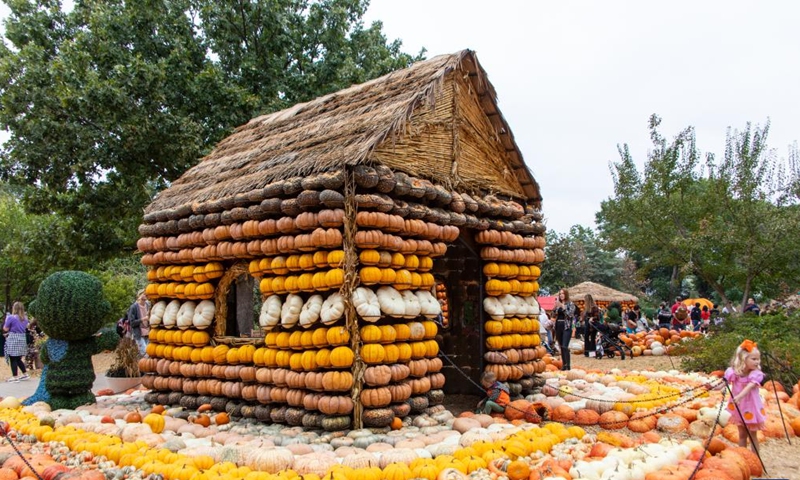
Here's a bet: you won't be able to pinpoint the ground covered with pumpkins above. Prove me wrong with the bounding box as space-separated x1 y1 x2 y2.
3 352 800 480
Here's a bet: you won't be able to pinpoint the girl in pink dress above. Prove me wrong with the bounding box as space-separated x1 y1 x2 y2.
724 339 765 453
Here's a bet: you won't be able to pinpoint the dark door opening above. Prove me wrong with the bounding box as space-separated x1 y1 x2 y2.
434 234 484 396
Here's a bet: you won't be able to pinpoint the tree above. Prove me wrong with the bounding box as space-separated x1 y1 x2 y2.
0 0 421 261
539 225 628 294
598 115 800 309
0 187 70 309
195 0 424 112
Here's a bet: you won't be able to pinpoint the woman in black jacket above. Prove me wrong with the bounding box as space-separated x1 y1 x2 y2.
553 289 577 370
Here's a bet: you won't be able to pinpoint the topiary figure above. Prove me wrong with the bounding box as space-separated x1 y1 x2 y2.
24 271 119 409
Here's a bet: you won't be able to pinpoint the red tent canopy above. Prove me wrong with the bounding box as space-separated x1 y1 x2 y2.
537 296 556 312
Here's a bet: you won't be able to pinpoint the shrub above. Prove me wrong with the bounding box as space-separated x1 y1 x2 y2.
677 311 800 390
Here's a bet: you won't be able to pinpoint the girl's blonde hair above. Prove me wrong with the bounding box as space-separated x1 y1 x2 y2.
11 301 25 318
730 343 759 376
481 371 497 385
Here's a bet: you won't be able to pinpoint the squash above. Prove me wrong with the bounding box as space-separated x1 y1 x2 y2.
162 299 181 328
176 301 197 330
377 286 405 317
150 301 167 326
259 295 282 328
353 287 381 322
299 294 324 328
280 294 304 328
321 292 345 325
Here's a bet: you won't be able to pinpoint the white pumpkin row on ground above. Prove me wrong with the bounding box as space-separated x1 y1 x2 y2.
150 299 215 330
484 295 540 320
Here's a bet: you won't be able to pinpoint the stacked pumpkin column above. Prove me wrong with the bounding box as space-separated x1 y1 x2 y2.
137 261 224 408
351 208 459 427
478 223 548 399
247 206 363 430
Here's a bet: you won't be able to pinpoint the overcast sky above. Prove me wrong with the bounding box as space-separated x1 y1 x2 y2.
364 0 800 234
1 2 797 235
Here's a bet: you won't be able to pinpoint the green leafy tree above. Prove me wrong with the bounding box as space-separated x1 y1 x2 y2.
598 115 800 310
539 225 628 294
0 0 421 261
194 0 425 112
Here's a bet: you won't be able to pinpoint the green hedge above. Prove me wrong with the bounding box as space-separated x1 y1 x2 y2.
676 311 800 390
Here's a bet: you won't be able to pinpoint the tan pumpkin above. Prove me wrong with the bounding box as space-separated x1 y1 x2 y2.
317 395 354 415
363 365 392 386
360 387 392 408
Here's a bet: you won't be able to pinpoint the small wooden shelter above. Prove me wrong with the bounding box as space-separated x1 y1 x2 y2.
566 282 639 310
136 50 547 429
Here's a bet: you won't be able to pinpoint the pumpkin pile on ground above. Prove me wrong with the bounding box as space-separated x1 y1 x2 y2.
3 367 800 480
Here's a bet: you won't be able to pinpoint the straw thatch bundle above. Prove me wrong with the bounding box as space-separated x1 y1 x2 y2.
566 282 639 304
145 50 539 216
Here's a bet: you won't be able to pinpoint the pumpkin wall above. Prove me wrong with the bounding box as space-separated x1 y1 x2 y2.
137 165 545 428
479 231 547 398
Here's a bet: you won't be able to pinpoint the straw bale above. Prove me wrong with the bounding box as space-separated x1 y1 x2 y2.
146 50 540 215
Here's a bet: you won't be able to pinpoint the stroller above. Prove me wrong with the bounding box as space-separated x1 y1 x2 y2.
589 321 632 360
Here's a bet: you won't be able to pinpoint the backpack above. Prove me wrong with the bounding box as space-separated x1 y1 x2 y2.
675 306 688 321
116 317 129 338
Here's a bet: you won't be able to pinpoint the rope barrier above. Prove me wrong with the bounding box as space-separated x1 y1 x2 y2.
723 380 769 476
688 381 728 480
0 421 45 480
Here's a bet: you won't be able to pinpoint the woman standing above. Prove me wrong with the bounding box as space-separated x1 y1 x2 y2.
3 302 30 382
553 289 577 370
582 294 600 357
127 291 150 356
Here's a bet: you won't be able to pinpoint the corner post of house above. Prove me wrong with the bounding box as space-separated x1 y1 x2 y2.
342 165 364 429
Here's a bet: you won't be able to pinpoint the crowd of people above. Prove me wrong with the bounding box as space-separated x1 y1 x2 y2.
3 288 153 381
539 291 763 371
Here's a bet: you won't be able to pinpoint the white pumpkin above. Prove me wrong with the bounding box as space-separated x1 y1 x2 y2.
281 294 304 328
400 290 421 319
353 287 381 322
498 295 519 317
162 300 181 328
176 301 197 330
260 295 282 328
320 292 345 325
483 297 504 320
377 286 405 317
192 300 215 330
407 321 426 340
524 296 540 316
149 301 167 326
299 294 324 328
415 290 441 319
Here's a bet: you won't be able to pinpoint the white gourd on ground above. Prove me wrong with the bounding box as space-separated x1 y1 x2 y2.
176 301 197 330
162 300 181 328
483 297 504 320
320 293 345 325
193 300 215 330
400 290 421 319
260 295 282 328
299 294 324 328
415 291 441 319
376 286 405 317
149 301 167 326
281 294 304 328
353 287 381 322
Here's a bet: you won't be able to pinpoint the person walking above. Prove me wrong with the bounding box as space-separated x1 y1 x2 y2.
126 290 151 356
3 302 30 382
553 289 577 371
656 302 673 329
582 294 600 357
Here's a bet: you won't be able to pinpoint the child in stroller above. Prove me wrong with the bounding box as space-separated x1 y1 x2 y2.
589 320 632 360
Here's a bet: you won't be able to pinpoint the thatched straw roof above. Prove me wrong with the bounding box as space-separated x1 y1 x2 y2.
146 49 539 214
566 282 639 303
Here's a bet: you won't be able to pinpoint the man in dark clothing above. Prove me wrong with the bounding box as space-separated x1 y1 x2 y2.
743 298 761 316
656 303 673 329
690 303 702 331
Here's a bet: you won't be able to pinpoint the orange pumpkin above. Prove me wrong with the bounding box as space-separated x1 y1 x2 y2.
214 412 230 426
390 417 403 430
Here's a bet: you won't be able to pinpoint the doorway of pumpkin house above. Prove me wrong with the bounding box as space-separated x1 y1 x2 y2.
224 273 256 337
433 235 485 396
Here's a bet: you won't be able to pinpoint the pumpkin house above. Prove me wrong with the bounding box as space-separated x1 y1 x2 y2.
136 50 546 429
566 282 639 311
